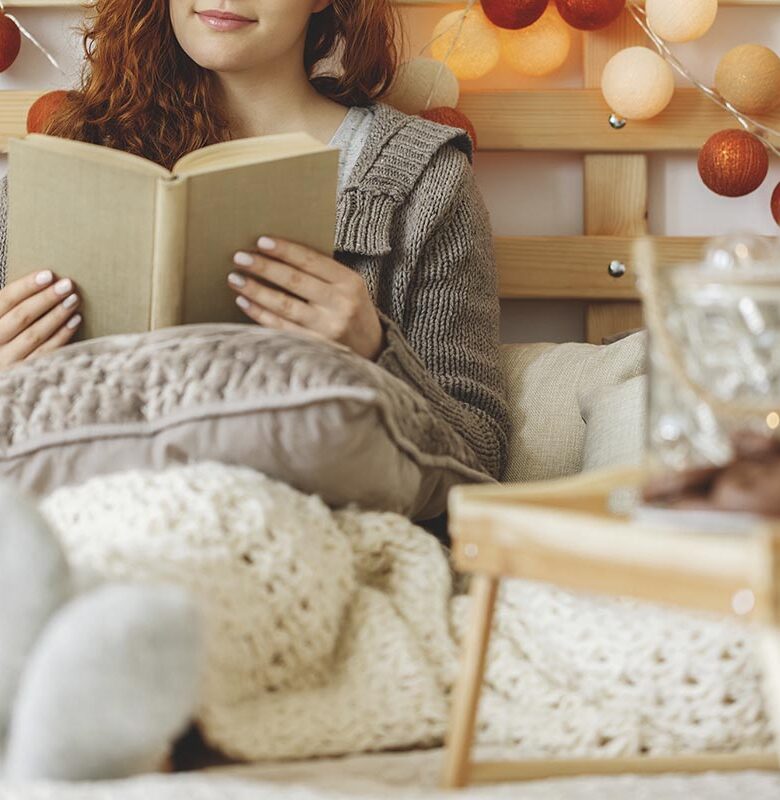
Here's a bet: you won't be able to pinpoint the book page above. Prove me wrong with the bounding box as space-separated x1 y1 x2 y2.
6 136 162 339
21 133 171 178
180 148 339 326
172 131 332 176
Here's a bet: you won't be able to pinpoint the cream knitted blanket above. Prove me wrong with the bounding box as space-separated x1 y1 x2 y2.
37 461 773 763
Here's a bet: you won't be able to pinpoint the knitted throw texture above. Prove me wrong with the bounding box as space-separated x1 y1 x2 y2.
36 460 772 764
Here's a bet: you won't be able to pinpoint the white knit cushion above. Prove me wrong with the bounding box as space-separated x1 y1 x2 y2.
0 323 492 521
499 332 646 482
579 373 648 472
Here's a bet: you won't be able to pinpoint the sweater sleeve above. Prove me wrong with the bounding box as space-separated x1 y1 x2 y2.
372 144 510 481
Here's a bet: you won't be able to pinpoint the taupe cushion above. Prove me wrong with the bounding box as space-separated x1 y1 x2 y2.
0 323 493 521
499 332 646 482
579 374 648 472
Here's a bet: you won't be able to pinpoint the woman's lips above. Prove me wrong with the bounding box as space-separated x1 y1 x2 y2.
196 12 256 31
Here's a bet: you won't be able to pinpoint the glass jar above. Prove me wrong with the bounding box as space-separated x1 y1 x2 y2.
637 231 780 486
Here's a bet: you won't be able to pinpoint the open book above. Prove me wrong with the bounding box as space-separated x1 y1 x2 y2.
6 131 340 340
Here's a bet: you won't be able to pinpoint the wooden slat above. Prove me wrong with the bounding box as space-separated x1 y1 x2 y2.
456 89 780 151
468 752 780 783
494 235 704 300
0 91 45 153
3 89 775 155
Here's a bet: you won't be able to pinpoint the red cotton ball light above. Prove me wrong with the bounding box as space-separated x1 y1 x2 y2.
419 107 478 151
772 182 780 226
697 129 769 197
0 11 21 72
482 0 550 29
555 0 625 31
26 90 69 134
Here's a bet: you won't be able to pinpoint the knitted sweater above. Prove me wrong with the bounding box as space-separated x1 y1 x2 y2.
0 100 510 480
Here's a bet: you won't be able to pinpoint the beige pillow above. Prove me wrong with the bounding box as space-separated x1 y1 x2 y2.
499 332 646 482
0 323 493 521
579 374 648 472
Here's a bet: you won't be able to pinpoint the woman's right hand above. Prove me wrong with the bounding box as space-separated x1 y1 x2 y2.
0 270 82 370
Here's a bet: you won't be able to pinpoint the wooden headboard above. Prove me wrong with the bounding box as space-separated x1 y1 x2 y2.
3 0 779 343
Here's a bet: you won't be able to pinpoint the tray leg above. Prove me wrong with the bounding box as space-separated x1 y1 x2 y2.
441 573 499 789
759 626 780 764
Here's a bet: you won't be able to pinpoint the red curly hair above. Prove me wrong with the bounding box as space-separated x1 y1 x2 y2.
44 0 402 171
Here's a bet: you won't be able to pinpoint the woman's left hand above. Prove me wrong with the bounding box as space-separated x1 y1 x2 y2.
227 235 386 362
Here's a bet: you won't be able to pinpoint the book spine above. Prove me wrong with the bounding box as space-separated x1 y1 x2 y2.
149 175 188 329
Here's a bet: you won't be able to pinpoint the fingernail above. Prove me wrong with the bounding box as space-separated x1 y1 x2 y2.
227 272 246 287
35 270 53 285
54 278 72 295
233 251 254 267
236 296 250 309
62 293 78 309
66 313 81 329
256 236 275 250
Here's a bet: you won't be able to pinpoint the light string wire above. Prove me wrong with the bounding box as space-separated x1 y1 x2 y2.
625 0 780 159
416 0 477 112
0 0 67 75
415 0 779 159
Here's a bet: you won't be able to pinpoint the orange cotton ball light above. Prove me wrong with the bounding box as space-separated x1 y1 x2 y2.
431 6 501 80
697 129 769 197
482 0 549 29
555 0 625 31
419 107 478 151
0 12 21 72
772 182 780 227
715 45 780 116
499 3 572 76
26 90 69 134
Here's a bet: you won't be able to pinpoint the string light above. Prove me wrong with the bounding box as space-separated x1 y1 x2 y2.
417 0 780 162
417 0 478 112
0 0 66 75
625 0 780 160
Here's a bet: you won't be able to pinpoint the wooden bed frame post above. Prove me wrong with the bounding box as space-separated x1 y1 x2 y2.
583 9 646 344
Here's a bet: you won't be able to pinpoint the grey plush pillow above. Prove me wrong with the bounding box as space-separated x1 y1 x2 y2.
499 332 647 482
0 323 493 521
579 374 648 471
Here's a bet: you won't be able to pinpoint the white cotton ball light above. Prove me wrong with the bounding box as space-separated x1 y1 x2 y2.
383 56 460 115
645 0 718 43
601 46 676 120
430 7 501 81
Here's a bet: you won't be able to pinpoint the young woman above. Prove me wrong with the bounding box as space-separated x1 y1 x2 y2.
0 0 510 778
0 0 510 482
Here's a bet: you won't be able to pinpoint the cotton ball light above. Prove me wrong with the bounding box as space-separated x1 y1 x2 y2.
383 57 459 115
26 90 69 134
555 0 625 31
601 47 675 120
499 4 571 77
697 129 769 197
771 182 780 227
715 45 780 116
430 6 500 80
0 12 21 72
482 0 549 29
645 0 717 43
419 107 478 151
